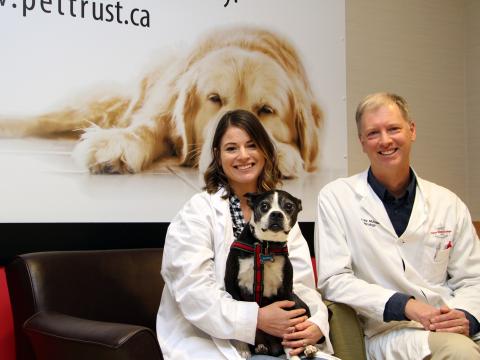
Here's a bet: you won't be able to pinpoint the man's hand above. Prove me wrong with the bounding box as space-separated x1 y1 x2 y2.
282 320 324 357
405 298 441 330
257 300 307 337
429 306 470 336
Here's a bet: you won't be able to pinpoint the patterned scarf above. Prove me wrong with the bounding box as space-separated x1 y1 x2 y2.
229 193 245 239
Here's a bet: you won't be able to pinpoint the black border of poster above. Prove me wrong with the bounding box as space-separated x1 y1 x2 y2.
0 222 315 265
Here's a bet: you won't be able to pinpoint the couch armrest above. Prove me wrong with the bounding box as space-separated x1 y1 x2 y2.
23 311 162 360
325 300 366 360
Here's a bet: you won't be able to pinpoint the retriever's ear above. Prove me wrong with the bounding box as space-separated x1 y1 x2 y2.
290 85 322 172
172 70 200 166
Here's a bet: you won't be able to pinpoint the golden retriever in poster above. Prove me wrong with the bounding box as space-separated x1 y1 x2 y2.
0 25 322 178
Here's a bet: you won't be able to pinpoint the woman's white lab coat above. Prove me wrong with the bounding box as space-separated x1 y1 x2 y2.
157 188 334 359
316 170 480 359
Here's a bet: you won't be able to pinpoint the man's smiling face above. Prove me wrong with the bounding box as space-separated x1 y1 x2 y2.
359 103 416 176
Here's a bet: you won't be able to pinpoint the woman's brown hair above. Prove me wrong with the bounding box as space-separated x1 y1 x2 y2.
203 109 282 196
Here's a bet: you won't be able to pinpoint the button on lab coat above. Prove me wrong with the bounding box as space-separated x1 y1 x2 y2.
157 189 334 359
316 170 480 359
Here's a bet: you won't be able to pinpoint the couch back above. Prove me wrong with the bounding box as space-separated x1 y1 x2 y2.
6 248 164 360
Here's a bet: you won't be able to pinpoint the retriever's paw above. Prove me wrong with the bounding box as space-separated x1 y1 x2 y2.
275 142 305 178
0 117 34 137
73 127 152 174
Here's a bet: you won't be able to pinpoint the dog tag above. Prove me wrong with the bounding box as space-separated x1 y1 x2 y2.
260 254 274 263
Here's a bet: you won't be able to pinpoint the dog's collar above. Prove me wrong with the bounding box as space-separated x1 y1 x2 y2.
231 240 288 257
230 240 288 305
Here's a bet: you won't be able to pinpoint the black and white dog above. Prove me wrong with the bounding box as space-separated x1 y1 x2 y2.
224 190 318 359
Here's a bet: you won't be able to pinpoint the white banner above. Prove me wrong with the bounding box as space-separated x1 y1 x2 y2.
0 0 346 222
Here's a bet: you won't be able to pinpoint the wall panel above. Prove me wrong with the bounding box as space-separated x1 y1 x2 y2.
346 0 468 204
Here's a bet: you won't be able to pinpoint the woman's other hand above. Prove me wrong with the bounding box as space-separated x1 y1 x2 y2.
281 320 324 356
257 300 307 337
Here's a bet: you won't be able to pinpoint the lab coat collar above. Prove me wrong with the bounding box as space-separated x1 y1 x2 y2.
402 170 429 238
354 169 429 239
212 187 229 214
211 188 235 250
355 170 398 237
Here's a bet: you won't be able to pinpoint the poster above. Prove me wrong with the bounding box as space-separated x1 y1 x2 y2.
0 0 346 222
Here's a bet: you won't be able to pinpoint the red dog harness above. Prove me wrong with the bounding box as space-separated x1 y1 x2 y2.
230 240 289 306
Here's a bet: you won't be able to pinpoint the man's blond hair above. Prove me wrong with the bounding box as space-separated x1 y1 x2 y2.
355 92 411 135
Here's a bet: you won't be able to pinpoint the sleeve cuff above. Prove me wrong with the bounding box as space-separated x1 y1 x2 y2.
383 292 413 322
234 301 259 344
457 309 480 337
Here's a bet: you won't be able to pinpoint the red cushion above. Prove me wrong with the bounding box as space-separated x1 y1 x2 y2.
0 267 15 360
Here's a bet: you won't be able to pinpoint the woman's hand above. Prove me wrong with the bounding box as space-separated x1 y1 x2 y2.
281 320 324 357
257 300 307 337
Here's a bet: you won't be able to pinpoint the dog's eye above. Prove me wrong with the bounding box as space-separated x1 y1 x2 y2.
260 202 270 212
283 202 294 213
208 93 223 105
257 105 274 116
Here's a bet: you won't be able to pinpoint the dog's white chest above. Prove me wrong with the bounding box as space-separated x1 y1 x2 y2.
237 256 285 297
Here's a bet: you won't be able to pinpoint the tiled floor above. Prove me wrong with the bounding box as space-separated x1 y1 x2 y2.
0 138 343 222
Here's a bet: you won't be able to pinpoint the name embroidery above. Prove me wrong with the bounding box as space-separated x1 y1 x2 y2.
361 218 379 227
430 225 452 239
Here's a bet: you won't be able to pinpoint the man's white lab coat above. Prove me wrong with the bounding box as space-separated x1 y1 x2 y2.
316 170 480 359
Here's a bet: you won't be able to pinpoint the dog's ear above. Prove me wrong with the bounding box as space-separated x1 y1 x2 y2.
243 192 260 209
180 84 200 166
290 85 322 173
294 196 302 212
228 26 322 173
172 69 201 166
283 191 302 212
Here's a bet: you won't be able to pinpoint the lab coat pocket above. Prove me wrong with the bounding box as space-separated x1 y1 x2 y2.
423 246 450 284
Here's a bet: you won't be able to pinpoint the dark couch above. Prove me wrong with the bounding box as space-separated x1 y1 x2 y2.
6 248 366 360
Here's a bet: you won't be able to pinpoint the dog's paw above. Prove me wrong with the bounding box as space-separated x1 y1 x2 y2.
0 117 36 137
73 127 152 174
303 344 319 358
238 350 251 359
254 344 269 355
232 340 251 359
275 142 305 178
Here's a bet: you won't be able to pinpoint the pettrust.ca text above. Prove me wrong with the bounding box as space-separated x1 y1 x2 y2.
0 0 150 28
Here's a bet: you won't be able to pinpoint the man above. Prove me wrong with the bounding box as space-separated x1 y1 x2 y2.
315 92 480 359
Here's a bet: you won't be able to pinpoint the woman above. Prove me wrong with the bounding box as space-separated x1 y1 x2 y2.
157 110 336 359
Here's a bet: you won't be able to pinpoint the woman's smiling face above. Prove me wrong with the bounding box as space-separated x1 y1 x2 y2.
219 125 266 195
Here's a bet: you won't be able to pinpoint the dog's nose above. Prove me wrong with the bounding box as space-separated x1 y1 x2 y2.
269 211 284 221
268 211 284 232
